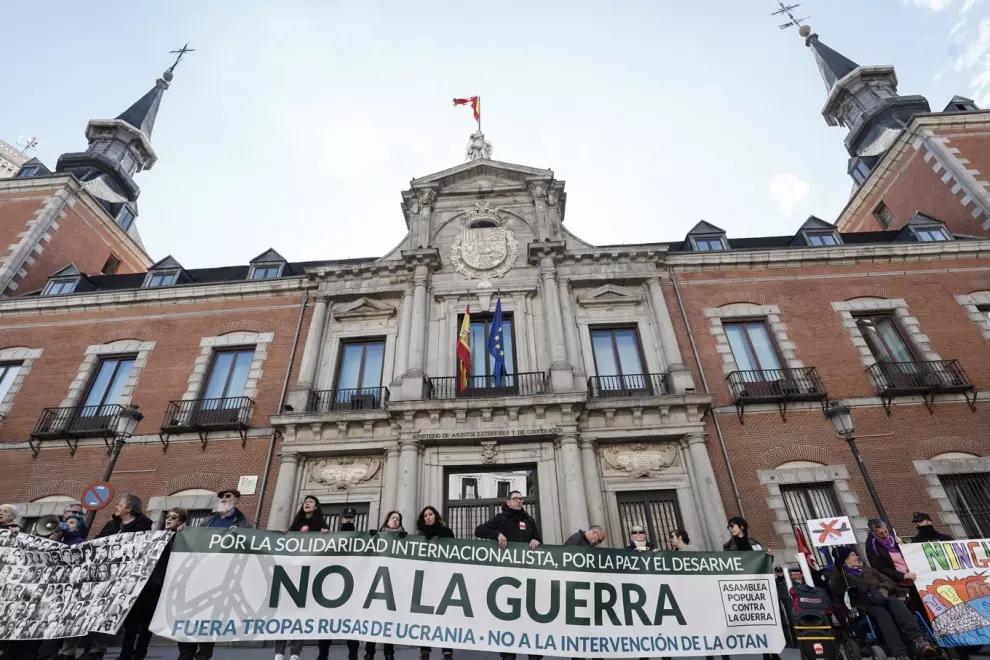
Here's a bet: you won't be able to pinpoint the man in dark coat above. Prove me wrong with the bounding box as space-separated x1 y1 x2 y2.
202 488 252 529
564 526 605 547
97 494 153 537
909 512 953 543
475 490 542 550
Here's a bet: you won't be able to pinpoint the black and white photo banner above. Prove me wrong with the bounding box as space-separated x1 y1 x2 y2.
0 529 170 640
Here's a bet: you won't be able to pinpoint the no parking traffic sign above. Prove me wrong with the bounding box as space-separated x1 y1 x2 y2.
81 481 114 512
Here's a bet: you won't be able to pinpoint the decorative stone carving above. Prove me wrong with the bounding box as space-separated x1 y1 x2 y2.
466 131 493 161
309 456 382 491
601 443 677 478
450 201 519 288
480 442 498 464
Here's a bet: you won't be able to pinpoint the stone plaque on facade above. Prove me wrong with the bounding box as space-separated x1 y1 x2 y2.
418 426 560 441
309 456 382 491
450 201 519 288
601 443 677 478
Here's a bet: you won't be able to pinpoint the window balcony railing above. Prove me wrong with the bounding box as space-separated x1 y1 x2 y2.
587 373 668 399
160 396 254 450
727 368 827 421
867 359 976 414
29 404 126 455
426 372 549 400
308 387 389 412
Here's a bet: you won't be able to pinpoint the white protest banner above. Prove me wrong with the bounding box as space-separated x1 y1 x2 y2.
805 516 856 547
151 529 785 658
902 538 990 647
0 529 171 640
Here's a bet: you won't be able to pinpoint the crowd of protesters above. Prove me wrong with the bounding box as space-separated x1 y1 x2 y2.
0 485 960 660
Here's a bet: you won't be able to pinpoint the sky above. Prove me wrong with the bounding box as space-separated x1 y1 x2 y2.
3 1 989 268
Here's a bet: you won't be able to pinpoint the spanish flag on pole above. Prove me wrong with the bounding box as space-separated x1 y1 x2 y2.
453 96 481 124
457 306 472 392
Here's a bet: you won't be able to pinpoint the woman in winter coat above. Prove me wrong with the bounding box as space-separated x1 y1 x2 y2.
625 524 658 552
274 496 329 660
723 516 767 552
416 506 454 660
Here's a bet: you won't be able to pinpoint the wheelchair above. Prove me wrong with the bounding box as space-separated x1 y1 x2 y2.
833 589 952 660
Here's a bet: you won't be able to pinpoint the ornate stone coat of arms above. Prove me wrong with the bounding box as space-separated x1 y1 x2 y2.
450 201 518 288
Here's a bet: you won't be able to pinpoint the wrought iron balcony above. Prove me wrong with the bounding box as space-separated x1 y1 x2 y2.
308 387 389 412
587 373 668 400
425 372 548 400
29 404 125 455
727 368 827 421
159 397 254 450
867 360 976 414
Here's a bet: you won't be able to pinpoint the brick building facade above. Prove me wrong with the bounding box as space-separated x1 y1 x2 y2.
0 35 988 558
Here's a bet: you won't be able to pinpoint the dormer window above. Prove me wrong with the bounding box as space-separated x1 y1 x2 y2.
116 207 135 232
955 102 978 112
915 228 950 242
16 165 40 178
694 236 726 251
249 263 283 280
146 271 178 287
807 232 840 246
43 279 78 296
852 160 871 185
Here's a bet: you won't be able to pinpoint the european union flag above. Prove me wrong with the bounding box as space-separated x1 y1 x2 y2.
487 296 506 387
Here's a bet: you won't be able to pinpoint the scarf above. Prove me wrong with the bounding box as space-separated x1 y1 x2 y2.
734 536 753 551
844 564 864 577
419 522 448 539
871 532 897 555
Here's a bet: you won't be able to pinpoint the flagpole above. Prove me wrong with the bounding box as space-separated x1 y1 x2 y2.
477 96 482 133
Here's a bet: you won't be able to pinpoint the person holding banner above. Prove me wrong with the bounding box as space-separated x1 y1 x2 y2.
275 496 330 660
865 519 917 587
475 490 541 551
349 511 408 660
723 518 779 660
626 524 657 552
417 506 455 660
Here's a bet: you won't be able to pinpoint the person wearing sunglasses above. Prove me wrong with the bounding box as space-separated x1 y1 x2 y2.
625 525 656 552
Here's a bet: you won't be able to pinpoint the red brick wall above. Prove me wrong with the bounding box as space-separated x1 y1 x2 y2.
0 293 312 529
667 257 990 546
0 193 44 259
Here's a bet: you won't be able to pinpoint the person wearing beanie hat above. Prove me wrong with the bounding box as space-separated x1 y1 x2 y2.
833 547 937 659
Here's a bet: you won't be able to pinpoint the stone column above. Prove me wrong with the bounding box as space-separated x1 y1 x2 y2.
268 451 300 530
557 433 589 532
685 434 728 550
393 288 414 381
579 439 605 526
286 296 329 411
646 277 694 394
541 259 572 391
558 278 584 378
381 446 400 513
396 437 422 527
401 269 430 400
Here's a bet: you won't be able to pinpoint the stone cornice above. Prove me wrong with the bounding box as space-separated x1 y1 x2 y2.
558 245 667 267
666 238 990 271
0 276 311 316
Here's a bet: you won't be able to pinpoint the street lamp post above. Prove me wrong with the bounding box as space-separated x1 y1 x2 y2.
84 404 144 530
825 401 891 525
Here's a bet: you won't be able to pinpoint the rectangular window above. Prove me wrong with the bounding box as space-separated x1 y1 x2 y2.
591 326 647 392
80 356 136 415
724 321 782 372
202 349 255 400
940 473 990 538
250 264 282 280
334 340 385 391
695 238 724 251
915 228 949 242
496 480 511 499
780 483 843 567
321 503 370 532
855 315 915 363
146 271 177 287
463 314 516 380
101 254 122 275
116 208 135 232
44 279 77 296
615 490 683 551
807 232 839 246
873 202 895 229
17 165 40 178
461 477 478 500
445 466 538 539
0 363 22 403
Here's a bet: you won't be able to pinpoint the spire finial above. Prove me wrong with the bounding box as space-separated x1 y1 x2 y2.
771 2 810 32
163 43 195 82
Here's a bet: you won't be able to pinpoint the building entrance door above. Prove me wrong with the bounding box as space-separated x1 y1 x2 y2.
444 465 539 540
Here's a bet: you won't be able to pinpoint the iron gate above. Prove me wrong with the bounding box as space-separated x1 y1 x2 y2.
321 503 371 532
615 490 683 550
940 473 990 538
780 483 843 566
444 466 539 540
